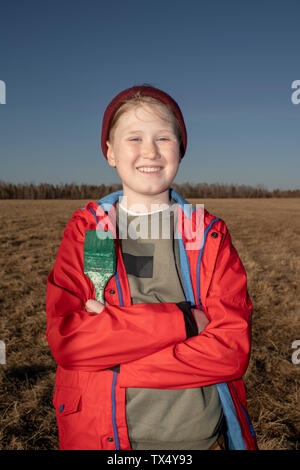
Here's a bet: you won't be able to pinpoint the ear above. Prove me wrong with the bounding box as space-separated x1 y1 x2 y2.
106 141 116 167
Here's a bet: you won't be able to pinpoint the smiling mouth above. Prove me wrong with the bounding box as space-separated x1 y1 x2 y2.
137 166 163 173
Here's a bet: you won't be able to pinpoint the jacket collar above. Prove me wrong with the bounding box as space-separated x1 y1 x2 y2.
96 187 195 218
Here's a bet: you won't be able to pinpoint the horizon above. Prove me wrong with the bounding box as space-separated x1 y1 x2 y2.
1 180 300 191
1 180 299 196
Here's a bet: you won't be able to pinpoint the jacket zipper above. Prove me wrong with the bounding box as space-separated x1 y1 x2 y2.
110 268 122 450
111 370 120 450
231 383 256 442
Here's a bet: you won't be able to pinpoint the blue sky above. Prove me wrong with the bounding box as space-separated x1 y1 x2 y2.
0 0 299 190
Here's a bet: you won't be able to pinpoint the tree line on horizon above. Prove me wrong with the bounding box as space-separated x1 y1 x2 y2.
0 181 299 199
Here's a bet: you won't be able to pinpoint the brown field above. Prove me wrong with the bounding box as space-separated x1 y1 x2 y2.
0 198 299 450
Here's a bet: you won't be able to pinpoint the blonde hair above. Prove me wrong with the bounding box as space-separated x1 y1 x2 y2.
107 91 182 145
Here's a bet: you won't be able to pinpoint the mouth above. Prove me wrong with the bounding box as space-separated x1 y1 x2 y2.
136 166 163 174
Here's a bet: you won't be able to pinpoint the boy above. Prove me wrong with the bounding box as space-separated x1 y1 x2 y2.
46 85 258 450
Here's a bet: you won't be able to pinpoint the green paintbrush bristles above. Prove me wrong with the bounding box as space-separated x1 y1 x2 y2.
83 230 116 304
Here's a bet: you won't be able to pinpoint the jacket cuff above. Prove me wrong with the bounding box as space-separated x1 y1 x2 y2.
176 301 198 339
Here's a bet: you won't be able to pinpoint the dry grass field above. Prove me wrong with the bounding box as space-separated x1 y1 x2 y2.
0 198 299 450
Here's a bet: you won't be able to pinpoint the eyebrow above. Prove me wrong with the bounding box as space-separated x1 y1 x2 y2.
124 129 175 134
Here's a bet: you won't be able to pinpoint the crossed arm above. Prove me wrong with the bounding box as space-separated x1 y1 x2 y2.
85 298 210 334
46 214 252 386
46 215 199 371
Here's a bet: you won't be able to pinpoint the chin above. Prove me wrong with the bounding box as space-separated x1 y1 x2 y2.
140 185 168 196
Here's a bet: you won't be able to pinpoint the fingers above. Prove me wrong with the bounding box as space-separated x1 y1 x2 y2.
191 308 210 334
85 299 105 314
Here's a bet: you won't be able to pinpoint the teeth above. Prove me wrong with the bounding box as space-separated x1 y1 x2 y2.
138 167 161 173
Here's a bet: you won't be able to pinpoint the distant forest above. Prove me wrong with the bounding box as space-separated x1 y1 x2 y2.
1 181 299 199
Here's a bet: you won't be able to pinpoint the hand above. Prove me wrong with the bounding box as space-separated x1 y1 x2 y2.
191 308 209 334
85 299 105 314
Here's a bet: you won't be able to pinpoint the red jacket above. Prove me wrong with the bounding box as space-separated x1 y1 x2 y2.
46 189 258 450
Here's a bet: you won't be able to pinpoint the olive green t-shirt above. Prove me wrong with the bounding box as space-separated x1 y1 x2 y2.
116 201 223 450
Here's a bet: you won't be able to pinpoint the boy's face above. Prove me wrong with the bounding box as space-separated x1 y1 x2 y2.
106 104 181 206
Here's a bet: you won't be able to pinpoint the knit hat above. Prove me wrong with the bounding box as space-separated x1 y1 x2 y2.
101 85 187 159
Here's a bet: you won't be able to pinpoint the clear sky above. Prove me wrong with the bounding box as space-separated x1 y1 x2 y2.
0 0 299 190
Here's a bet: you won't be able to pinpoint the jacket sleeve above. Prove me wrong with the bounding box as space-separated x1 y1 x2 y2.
46 213 192 371
119 228 252 388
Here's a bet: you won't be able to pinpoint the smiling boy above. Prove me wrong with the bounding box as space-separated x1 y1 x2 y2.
46 85 258 450
105 100 180 210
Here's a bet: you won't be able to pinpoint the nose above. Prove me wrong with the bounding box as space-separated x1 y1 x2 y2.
141 139 160 160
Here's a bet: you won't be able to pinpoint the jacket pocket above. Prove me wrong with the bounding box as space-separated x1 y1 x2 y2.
53 386 82 416
52 386 103 450
53 386 82 449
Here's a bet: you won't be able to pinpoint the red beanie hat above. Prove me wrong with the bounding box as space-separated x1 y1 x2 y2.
101 85 187 159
